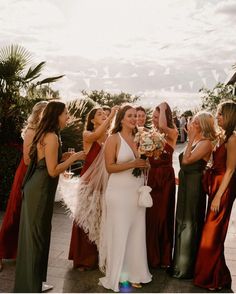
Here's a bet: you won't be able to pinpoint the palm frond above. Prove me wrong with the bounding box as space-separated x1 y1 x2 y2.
0 44 32 68
24 61 46 81
37 75 64 85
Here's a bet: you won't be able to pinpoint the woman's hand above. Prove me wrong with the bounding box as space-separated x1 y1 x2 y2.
187 122 198 143
158 102 168 110
61 152 72 161
133 158 149 169
210 194 221 213
71 151 86 162
110 105 120 117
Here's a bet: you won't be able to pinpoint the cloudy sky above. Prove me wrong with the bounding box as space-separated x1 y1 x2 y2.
0 0 235 110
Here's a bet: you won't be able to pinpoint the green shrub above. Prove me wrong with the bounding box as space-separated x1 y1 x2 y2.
0 142 23 210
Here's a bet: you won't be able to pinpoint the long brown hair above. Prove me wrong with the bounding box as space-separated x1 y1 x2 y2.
29 101 65 159
111 104 133 134
218 101 236 142
84 107 102 131
155 103 174 128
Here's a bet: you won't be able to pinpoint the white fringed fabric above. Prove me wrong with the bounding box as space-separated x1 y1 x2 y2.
58 146 109 271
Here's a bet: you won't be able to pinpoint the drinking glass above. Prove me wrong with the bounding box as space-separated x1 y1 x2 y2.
67 147 75 176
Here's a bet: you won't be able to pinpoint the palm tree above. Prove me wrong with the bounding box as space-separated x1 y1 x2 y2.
61 97 96 152
0 44 64 142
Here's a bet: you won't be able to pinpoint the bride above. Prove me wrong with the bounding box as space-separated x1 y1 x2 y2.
99 104 152 292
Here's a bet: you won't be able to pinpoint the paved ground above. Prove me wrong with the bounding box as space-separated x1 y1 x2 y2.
1 143 236 293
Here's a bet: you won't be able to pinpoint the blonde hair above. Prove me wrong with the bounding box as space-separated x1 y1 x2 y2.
21 101 48 138
194 111 217 141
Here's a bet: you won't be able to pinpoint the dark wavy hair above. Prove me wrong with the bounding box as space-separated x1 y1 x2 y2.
103 105 111 114
84 106 103 131
218 101 236 142
29 101 66 160
155 103 174 129
136 106 146 113
111 104 133 134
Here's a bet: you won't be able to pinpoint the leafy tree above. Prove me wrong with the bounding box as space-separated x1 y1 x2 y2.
200 82 236 112
26 84 60 100
81 89 140 107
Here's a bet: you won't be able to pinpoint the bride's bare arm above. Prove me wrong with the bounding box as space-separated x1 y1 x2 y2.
104 134 148 173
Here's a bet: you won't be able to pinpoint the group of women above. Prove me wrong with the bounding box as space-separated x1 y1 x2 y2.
0 99 235 293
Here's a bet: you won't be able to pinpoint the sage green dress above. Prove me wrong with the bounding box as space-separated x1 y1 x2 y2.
14 142 62 293
171 152 207 279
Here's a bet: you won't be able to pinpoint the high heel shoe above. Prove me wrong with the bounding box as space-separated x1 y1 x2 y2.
42 283 53 292
131 283 142 288
208 287 223 291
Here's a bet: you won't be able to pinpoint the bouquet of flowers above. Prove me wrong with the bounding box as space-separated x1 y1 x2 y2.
132 127 166 177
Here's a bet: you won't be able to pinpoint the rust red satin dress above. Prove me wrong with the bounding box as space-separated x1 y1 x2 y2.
146 143 176 268
68 142 101 268
0 158 27 259
194 143 236 289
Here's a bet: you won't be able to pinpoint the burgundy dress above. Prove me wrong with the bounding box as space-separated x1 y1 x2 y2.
0 158 27 259
194 143 236 290
68 142 101 268
146 143 176 268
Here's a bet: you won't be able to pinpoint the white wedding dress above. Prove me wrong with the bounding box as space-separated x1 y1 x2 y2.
99 133 152 292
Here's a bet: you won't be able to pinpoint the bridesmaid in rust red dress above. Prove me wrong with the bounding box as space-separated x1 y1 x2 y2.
147 102 178 268
68 105 118 270
0 101 48 272
194 101 236 291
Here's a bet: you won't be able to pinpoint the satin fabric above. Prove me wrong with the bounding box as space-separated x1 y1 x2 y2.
68 142 100 268
99 133 152 292
194 143 236 290
0 158 27 259
146 143 176 267
171 152 206 278
14 142 62 293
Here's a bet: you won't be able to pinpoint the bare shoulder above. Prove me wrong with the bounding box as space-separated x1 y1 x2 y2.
83 130 92 137
200 139 212 147
227 134 236 149
44 132 58 144
24 128 35 141
25 128 35 136
106 133 119 144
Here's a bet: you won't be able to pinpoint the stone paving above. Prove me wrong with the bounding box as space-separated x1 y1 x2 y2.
1 143 236 293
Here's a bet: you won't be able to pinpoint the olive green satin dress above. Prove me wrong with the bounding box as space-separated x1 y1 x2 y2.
171 152 207 279
14 143 62 293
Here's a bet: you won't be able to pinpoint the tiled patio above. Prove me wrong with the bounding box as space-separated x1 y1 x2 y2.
1 143 236 293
